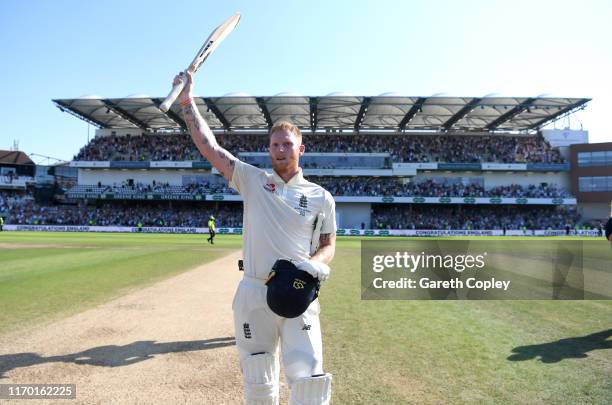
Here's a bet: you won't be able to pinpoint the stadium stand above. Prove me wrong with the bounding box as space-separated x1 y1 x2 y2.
65 181 237 198
3 196 243 228
72 133 564 164
63 179 570 199
307 177 571 198
69 185 108 194
370 205 580 231
3 95 600 232
1 189 584 231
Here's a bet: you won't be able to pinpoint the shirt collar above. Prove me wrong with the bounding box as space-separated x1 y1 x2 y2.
272 167 304 186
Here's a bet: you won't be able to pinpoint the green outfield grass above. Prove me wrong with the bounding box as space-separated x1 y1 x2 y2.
321 237 612 404
1 232 610 403
0 232 241 334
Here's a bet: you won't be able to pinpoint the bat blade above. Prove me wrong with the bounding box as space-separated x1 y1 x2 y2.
159 12 241 113
188 12 241 74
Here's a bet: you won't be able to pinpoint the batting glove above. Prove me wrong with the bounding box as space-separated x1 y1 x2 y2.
296 260 330 281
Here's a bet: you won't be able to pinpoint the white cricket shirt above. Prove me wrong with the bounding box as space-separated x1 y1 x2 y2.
229 160 336 280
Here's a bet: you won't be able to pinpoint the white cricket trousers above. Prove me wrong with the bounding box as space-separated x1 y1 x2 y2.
232 275 324 384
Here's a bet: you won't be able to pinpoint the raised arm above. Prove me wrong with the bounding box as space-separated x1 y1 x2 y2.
174 71 236 182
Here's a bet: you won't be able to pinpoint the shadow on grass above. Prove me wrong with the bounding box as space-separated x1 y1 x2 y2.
507 329 612 363
0 336 235 378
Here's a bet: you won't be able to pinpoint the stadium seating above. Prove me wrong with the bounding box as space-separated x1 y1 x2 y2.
64 179 570 199
66 182 237 197
370 204 580 230
69 185 109 194
4 193 584 230
0 129 584 230
308 177 571 198
3 198 243 228
73 133 564 164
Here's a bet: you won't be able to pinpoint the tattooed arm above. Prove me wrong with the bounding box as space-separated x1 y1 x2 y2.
310 233 336 265
174 71 236 182
296 232 335 281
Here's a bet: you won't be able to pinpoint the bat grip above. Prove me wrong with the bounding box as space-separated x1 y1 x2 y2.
159 79 186 113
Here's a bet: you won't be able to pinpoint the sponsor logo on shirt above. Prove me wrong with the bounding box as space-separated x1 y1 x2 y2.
263 183 276 193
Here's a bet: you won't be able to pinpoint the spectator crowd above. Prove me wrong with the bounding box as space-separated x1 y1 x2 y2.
73 133 564 164
310 177 571 198
4 198 581 230
2 185 580 230
68 180 237 196
4 199 243 228
66 178 571 199
371 205 581 231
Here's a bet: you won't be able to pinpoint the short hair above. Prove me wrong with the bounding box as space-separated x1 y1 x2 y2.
269 120 302 145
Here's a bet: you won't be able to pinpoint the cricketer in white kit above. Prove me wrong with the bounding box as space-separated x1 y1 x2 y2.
174 71 336 405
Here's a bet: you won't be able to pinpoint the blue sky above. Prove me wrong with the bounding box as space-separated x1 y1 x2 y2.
1 0 610 163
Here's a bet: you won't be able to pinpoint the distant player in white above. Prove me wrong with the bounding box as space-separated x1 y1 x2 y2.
174 71 336 405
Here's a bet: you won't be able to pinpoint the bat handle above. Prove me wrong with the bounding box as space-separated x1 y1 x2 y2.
159 79 186 113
